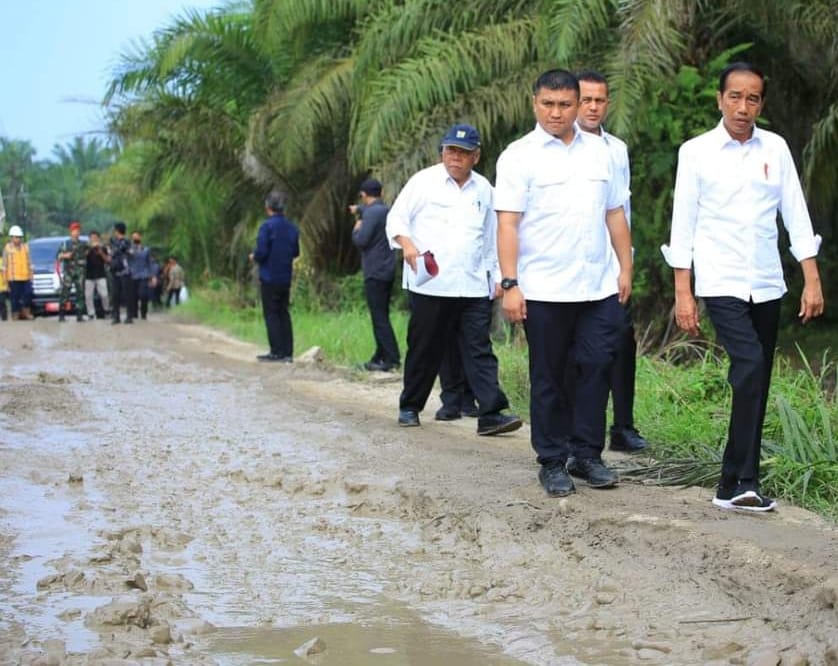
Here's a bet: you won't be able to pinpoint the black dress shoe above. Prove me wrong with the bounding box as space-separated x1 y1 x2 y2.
257 353 285 362
539 463 575 497
434 407 461 421
364 360 399 372
398 409 420 427
477 412 523 436
610 426 648 452
566 457 618 488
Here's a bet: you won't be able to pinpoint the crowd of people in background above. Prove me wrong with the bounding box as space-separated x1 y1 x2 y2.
0 220 186 323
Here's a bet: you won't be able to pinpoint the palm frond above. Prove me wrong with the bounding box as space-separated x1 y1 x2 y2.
539 0 614 66
605 0 694 136
350 17 537 169
802 101 838 214
248 56 354 180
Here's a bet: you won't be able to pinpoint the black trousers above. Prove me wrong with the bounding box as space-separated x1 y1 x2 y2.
525 296 622 464
111 274 135 322
400 293 508 416
131 279 150 319
610 300 637 428
439 327 476 411
9 281 31 313
261 282 293 358
703 296 781 487
364 278 400 365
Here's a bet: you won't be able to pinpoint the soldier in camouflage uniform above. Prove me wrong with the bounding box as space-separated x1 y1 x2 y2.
57 221 89 322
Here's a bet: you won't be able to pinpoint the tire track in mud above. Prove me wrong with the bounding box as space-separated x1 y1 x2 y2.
0 319 836 665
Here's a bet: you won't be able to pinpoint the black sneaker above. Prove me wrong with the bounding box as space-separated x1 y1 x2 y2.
258 353 286 362
461 403 479 418
434 407 461 421
566 457 618 488
538 462 575 497
364 360 399 372
609 425 648 452
477 413 523 436
398 409 420 427
713 483 777 512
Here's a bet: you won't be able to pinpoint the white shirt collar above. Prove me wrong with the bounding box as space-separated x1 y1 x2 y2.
434 161 476 190
534 122 581 148
711 118 764 149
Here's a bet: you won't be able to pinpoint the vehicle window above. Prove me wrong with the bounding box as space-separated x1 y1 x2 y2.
30 241 63 264
29 237 89 267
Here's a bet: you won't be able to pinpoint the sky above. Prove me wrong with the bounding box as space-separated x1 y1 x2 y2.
0 0 223 160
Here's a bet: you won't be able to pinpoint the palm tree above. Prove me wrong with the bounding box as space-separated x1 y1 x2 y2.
99 3 276 279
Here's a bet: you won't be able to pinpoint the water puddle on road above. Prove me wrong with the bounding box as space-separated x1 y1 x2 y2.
203 617 528 665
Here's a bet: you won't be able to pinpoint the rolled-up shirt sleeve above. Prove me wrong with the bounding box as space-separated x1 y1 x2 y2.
778 142 821 262
662 143 699 269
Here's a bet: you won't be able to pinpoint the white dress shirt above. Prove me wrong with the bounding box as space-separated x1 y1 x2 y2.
601 128 631 225
386 162 499 297
494 124 624 302
662 120 821 302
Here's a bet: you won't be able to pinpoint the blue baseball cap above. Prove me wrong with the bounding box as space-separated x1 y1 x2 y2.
440 123 481 151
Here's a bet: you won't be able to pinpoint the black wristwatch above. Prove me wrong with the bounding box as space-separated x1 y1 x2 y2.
500 277 519 290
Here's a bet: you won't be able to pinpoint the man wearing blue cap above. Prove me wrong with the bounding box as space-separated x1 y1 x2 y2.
386 123 522 436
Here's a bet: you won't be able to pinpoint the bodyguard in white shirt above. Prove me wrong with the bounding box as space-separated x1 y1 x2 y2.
496 69 633 498
663 62 824 512
576 70 648 454
386 123 522 436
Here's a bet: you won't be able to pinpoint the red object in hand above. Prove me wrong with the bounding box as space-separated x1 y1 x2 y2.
421 251 439 277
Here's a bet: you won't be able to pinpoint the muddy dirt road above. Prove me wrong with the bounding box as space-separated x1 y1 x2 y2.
1 316 837 665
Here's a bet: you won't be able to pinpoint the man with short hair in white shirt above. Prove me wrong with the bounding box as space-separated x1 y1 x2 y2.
576 69 648 454
386 123 522 436
496 69 633 498
663 62 824 512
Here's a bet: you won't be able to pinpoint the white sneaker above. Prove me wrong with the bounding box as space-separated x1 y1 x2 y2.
713 489 777 512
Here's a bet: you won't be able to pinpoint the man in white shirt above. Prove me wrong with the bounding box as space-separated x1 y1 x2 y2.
496 69 633 497
576 70 647 454
663 62 824 512
386 123 522 436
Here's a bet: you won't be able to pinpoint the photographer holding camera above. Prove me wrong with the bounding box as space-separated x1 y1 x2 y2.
85 231 110 320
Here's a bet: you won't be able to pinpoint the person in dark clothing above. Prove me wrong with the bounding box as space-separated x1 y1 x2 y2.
350 178 400 372
250 192 300 362
109 222 134 325
127 231 153 320
85 231 110 319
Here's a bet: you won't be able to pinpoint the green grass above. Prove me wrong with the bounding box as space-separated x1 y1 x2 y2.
178 282 410 367
181 287 838 519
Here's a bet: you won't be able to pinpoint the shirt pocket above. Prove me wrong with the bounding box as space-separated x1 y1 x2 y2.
751 155 782 203
529 172 571 213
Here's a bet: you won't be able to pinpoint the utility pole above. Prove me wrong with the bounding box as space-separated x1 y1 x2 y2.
0 185 6 234
18 184 27 236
